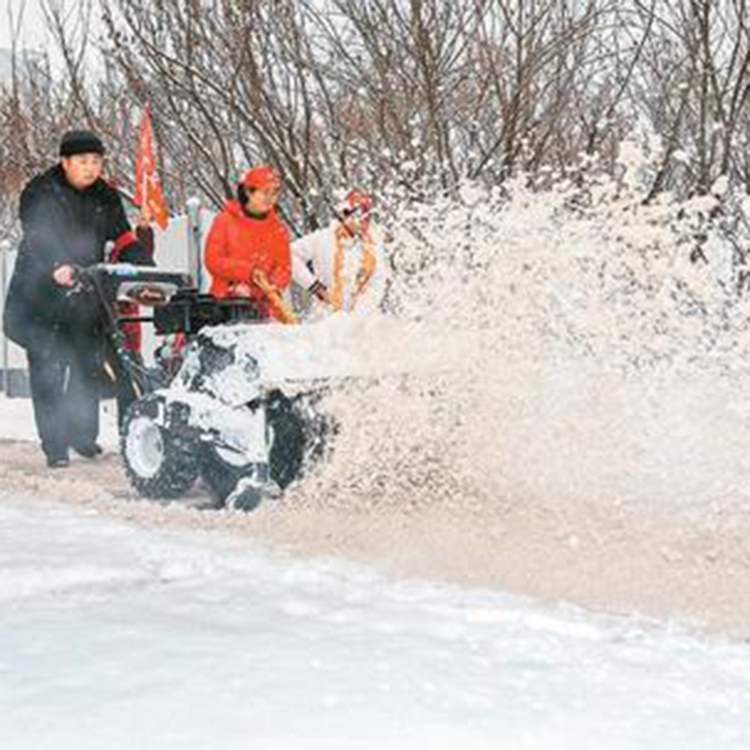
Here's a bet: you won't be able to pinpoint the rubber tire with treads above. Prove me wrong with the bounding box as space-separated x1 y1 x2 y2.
121 396 200 499
267 391 308 490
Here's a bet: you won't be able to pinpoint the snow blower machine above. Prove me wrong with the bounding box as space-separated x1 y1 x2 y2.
78 263 331 512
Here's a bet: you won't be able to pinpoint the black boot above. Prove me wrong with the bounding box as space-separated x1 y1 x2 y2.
71 442 103 459
46 452 70 469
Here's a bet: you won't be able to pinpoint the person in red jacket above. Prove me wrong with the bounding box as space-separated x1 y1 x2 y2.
205 166 292 320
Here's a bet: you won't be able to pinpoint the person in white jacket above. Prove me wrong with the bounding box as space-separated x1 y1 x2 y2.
291 189 386 317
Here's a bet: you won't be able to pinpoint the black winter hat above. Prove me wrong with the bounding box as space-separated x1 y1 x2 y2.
59 130 106 158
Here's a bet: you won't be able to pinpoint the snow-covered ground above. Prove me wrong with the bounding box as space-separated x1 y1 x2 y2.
2 491 750 750
1 394 750 749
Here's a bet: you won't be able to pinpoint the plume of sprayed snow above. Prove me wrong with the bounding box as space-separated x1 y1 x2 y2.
287 141 750 517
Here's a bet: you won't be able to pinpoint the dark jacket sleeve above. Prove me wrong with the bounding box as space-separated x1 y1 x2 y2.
16 178 63 291
4 177 69 342
108 197 155 266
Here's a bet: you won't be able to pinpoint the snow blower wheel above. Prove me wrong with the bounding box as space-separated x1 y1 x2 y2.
121 396 200 499
266 391 308 490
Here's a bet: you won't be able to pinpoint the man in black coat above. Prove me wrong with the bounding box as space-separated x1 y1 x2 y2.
3 130 153 468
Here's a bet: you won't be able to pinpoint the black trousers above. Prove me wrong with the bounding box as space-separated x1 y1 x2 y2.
27 327 102 460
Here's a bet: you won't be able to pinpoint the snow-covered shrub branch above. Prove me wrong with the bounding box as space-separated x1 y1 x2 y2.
90 0 750 226
5 0 750 238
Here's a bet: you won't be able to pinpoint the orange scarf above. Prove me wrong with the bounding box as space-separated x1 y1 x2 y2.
331 225 377 311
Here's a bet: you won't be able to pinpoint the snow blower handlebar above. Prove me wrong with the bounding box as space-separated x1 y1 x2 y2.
69 264 192 306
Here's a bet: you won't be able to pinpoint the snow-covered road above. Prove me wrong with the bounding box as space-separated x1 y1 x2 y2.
1 491 750 749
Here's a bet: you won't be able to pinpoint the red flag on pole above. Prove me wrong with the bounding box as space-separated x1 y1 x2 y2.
135 105 169 230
